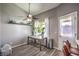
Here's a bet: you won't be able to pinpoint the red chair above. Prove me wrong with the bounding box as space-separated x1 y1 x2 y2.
63 40 79 56
63 41 71 56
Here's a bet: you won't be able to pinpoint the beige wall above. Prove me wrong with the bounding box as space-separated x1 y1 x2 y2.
1 4 32 47
0 5 1 47
35 3 79 48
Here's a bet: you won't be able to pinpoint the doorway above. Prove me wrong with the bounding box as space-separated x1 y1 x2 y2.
58 11 77 50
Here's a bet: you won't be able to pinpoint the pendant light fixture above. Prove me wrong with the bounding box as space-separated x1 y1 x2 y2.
27 3 32 22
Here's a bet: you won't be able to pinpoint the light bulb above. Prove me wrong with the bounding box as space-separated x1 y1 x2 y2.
29 14 32 17
27 18 32 22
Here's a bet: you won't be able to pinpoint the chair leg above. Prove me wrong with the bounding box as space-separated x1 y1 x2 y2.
39 40 41 51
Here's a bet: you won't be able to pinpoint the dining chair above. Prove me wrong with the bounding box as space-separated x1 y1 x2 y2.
63 40 79 56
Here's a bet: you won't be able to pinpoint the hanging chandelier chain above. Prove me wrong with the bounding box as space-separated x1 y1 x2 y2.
29 3 30 14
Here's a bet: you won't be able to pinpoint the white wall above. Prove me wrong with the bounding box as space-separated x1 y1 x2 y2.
1 4 32 47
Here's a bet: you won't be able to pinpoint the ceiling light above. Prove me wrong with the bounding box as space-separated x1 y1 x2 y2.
27 3 32 22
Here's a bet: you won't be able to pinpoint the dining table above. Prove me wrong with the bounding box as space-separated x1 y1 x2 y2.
27 36 47 51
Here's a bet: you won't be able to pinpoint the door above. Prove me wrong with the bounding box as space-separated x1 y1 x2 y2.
58 11 77 50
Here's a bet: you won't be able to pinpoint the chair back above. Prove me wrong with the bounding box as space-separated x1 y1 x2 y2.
63 40 79 56
63 40 71 56
66 40 71 48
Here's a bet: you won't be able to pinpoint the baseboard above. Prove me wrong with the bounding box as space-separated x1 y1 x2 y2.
12 43 27 49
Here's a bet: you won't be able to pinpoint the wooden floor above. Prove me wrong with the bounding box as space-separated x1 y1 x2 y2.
11 44 63 56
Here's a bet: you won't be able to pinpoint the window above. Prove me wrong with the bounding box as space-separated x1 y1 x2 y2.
34 20 45 37
60 16 73 37
59 11 77 38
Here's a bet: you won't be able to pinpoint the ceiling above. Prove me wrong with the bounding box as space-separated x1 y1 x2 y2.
15 3 60 15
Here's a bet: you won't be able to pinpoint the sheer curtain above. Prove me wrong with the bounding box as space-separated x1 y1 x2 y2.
44 17 50 47
44 17 50 39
